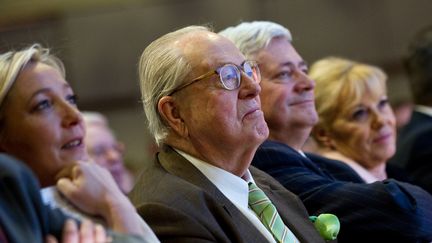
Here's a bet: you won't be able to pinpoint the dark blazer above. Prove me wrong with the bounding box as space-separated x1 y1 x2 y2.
390 110 432 193
129 145 324 243
252 140 432 243
305 152 364 183
0 153 66 243
307 153 411 183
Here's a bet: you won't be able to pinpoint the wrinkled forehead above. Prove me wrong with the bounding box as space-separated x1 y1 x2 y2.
179 31 245 71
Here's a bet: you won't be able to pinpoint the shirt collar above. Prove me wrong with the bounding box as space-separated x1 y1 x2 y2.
174 148 253 210
415 105 432 117
298 150 307 157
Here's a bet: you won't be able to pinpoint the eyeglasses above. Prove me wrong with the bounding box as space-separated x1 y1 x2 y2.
169 60 260 95
89 143 124 158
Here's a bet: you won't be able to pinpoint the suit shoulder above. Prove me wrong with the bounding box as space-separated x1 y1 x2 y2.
253 141 303 169
0 153 34 179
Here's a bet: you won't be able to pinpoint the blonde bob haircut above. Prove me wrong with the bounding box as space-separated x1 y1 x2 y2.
139 26 211 146
0 44 65 130
309 57 388 146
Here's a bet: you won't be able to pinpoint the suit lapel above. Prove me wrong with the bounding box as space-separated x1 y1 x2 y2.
158 146 269 242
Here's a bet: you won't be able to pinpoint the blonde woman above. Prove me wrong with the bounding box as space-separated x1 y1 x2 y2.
0 44 158 242
310 57 407 182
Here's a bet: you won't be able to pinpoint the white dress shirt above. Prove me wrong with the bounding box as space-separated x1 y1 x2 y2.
176 149 299 243
415 105 432 117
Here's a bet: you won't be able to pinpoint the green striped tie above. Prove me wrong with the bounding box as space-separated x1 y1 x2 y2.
248 182 297 243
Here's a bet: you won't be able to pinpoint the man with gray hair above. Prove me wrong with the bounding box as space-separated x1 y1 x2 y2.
129 25 324 242
220 21 432 242
82 111 134 193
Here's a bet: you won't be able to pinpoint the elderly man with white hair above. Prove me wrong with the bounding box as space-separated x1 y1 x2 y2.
129 25 325 242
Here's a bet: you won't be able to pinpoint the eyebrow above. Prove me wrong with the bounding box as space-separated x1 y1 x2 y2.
27 83 72 105
214 60 247 68
279 60 308 68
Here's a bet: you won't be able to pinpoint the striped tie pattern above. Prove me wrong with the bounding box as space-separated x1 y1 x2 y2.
248 182 297 243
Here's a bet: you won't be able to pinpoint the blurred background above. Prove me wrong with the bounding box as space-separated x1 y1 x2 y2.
1 0 430 171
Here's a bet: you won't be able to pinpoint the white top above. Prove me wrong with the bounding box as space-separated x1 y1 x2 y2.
415 105 432 117
40 186 106 225
176 149 299 243
319 151 380 183
41 187 161 243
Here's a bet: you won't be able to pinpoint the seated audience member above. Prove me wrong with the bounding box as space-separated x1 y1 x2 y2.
390 25 432 194
220 20 432 242
82 111 134 193
129 25 324 242
0 153 145 243
309 57 407 182
390 98 413 130
0 44 159 242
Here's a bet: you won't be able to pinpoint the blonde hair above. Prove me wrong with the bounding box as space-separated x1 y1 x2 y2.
139 25 211 145
0 44 65 132
0 44 65 106
309 57 387 145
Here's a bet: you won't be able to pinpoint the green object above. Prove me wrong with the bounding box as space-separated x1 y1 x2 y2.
309 214 340 241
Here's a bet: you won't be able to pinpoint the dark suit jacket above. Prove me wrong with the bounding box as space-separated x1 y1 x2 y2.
0 153 66 243
390 110 432 193
307 153 411 183
129 145 324 243
252 140 432 243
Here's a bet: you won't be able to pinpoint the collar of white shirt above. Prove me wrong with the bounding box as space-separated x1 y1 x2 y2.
174 149 277 243
415 105 432 117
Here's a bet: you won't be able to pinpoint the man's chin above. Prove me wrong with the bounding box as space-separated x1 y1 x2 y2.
255 121 270 142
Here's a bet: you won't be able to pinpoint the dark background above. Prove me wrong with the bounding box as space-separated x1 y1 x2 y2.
1 0 430 169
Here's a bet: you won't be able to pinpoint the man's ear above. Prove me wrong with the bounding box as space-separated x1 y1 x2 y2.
313 126 335 149
158 96 188 137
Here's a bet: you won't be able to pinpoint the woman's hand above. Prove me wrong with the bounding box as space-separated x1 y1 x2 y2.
55 161 123 216
45 219 109 243
55 162 159 242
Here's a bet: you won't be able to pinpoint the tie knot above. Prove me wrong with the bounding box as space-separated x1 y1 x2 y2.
248 182 272 215
248 182 257 192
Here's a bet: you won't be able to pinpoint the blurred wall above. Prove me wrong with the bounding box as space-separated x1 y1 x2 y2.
1 0 431 170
